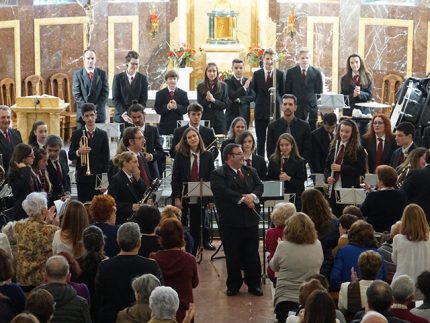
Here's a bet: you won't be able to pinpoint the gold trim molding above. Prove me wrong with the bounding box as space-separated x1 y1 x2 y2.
107 16 139 88
0 20 21 96
358 18 413 76
34 17 87 77
306 16 339 93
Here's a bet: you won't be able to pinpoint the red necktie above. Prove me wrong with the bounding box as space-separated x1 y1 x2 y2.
353 74 359 86
399 151 405 164
282 157 288 172
301 69 306 81
3 131 10 144
334 144 345 182
169 90 174 99
87 131 94 142
54 160 62 179
237 169 245 182
89 71 93 81
130 76 134 85
190 153 199 181
266 71 273 87
375 138 384 169
245 159 251 167
137 155 151 187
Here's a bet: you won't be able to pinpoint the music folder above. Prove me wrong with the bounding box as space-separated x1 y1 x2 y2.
335 188 366 205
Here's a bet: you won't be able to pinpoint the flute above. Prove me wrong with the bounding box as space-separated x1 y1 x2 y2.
328 140 339 198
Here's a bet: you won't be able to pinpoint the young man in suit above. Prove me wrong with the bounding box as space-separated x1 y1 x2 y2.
154 70 189 135
0 105 22 175
266 94 312 162
68 103 110 203
285 47 323 131
252 49 285 157
310 112 337 173
210 143 264 297
225 58 256 129
72 49 109 126
170 103 219 160
128 103 163 179
45 134 71 202
112 50 148 125
390 121 417 168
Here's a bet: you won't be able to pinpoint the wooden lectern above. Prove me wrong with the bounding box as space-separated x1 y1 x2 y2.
11 95 68 143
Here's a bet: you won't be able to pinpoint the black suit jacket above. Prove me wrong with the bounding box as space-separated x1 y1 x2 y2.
143 125 163 178
108 170 147 224
210 164 264 228
267 156 306 197
362 135 396 173
402 165 430 222
0 128 22 175
171 150 214 199
251 154 267 180
154 87 189 135
197 82 229 134
252 68 285 120
112 72 148 123
46 150 71 200
285 65 323 119
340 73 373 116
170 125 219 160
72 67 109 123
68 128 110 182
311 126 332 173
422 126 430 148
389 143 416 168
224 77 256 126
107 152 152 185
266 117 312 162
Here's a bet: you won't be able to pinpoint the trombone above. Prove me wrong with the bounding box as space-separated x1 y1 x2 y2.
80 131 91 176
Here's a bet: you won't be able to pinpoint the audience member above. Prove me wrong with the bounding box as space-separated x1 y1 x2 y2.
378 222 401 283
411 271 430 321
303 290 338 323
342 205 364 219
10 313 40 323
25 289 55 323
361 311 389 323
148 286 180 323
150 218 198 323
96 222 163 323
39 255 91 323
160 205 194 254
0 249 25 316
0 292 14 323
135 205 161 258
269 212 323 323
116 274 161 323
332 214 359 257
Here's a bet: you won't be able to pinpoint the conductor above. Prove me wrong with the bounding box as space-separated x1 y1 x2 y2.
210 143 264 296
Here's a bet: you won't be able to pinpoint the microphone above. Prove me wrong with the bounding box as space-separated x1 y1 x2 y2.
34 96 40 106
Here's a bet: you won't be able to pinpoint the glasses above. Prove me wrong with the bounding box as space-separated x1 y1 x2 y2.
373 121 384 125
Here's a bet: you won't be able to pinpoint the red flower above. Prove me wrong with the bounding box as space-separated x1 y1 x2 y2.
168 51 174 57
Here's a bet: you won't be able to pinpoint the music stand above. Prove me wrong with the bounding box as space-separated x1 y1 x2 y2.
95 173 109 190
335 188 366 205
317 93 349 110
310 173 327 188
365 173 378 187
182 180 213 264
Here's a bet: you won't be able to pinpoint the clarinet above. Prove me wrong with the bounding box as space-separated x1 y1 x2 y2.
127 178 162 221
328 140 339 198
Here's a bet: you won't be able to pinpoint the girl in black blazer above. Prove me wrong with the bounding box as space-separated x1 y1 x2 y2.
171 127 215 255
267 133 306 208
236 130 267 180
220 116 247 160
197 62 229 135
28 120 48 149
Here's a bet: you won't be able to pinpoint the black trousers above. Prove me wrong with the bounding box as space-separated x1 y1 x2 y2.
275 301 300 323
182 204 210 255
77 175 101 203
255 118 269 157
221 225 261 291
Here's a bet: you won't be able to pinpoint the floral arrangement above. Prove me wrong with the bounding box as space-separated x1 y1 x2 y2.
167 45 196 68
218 70 233 81
246 47 265 67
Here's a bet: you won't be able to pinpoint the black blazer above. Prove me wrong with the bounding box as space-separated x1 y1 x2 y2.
340 73 373 116
46 150 71 200
68 128 110 182
143 125 163 179
389 143 416 168
402 165 430 222
251 154 267 180
422 127 430 148
154 87 189 135
224 76 256 126
72 67 109 123
252 68 285 120
362 135 397 173
171 150 214 199
210 164 264 228
170 125 219 160
285 65 323 119
267 156 306 198
324 145 366 188
310 126 332 173
107 152 152 185
266 117 312 162
108 170 147 225
0 128 22 175
197 82 229 134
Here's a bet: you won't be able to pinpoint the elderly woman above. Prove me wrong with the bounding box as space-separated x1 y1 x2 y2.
148 286 180 323
150 218 198 323
91 194 119 257
14 192 58 287
116 274 161 323
269 212 324 323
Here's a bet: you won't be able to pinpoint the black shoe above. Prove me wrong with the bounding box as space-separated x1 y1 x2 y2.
203 242 216 250
248 287 263 296
227 289 239 296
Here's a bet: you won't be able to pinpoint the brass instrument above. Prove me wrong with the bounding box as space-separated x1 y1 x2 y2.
205 138 218 153
269 52 279 121
127 178 162 221
79 131 91 176
396 163 410 187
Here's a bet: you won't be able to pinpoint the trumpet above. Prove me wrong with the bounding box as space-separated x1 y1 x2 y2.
80 132 91 176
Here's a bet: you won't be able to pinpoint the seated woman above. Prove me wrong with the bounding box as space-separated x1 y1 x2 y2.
150 218 198 323
160 205 194 254
135 205 161 258
149 286 181 323
25 289 55 323
0 249 25 317
269 212 323 323
91 194 119 257
302 290 339 323
396 147 427 187
52 200 89 258
116 274 161 323
14 192 58 287
236 130 267 180
265 202 296 285
332 214 359 258
220 116 247 159
377 221 401 283
360 165 407 232
330 220 384 291
267 133 306 208
411 271 430 321
28 120 48 149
